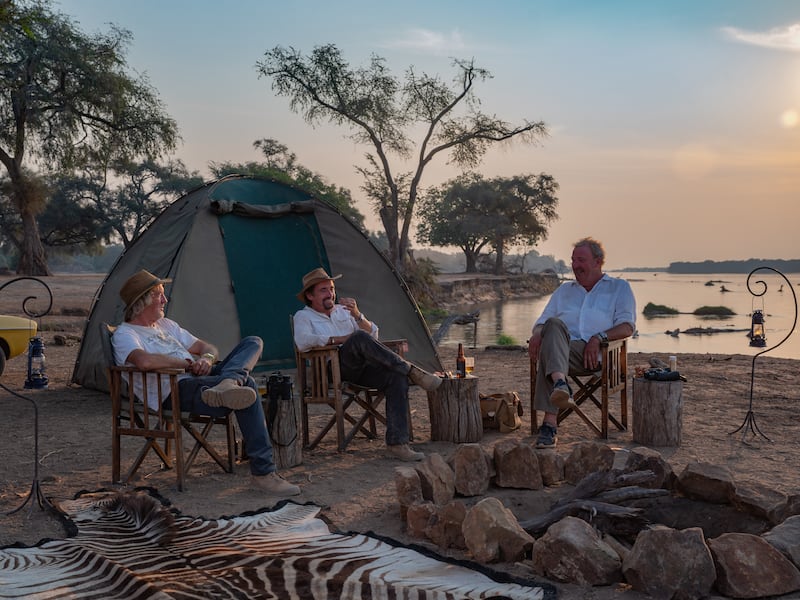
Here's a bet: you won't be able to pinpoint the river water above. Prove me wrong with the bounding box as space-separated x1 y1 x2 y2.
436 271 800 360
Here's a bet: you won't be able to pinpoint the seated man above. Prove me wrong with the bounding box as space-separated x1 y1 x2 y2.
528 238 636 449
112 269 300 496
293 267 441 462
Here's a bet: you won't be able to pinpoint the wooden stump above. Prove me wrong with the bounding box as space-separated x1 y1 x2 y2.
632 378 683 446
427 376 482 443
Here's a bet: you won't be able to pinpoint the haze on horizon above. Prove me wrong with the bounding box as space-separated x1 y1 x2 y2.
57 0 800 271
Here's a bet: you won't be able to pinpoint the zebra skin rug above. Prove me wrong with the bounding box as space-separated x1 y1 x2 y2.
0 488 555 599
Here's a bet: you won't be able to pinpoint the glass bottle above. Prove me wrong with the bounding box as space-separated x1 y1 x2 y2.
456 343 466 378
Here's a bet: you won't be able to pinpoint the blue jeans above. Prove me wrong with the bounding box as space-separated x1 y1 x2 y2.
338 330 412 446
172 336 276 475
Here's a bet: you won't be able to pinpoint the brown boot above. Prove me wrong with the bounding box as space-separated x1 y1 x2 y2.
386 443 424 462
251 472 301 496
202 379 257 410
408 366 442 392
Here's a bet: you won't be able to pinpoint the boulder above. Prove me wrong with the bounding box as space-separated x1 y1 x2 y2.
677 461 735 504
564 441 615 485
415 453 455 505
449 444 491 496
493 439 543 489
462 497 533 563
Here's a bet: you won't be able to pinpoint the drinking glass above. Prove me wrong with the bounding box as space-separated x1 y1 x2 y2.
465 356 475 375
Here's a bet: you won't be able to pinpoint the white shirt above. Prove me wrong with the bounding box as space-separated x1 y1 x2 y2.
534 274 636 342
112 318 198 410
293 305 379 352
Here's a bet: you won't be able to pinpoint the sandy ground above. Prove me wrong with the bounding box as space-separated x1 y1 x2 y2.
1 273 798 599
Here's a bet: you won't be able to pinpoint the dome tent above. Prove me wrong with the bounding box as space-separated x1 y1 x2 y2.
72 175 442 392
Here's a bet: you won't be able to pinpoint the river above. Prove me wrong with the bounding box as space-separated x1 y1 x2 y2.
435 271 800 360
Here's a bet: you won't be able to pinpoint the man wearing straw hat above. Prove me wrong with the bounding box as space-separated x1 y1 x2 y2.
294 267 442 462
112 269 300 496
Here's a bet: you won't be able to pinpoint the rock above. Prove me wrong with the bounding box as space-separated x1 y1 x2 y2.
623 446 674 489
493 439 543 490
709 532 800 598
531 516 621 586
536 447 565 486
406 502 437 539
426 500 467 550
763 515 800 569
393 466 423 520
462 497 533 563
622 526 715 599
414 453 455 506
449 444 491 496
731 480 788 524
677 461 735 504
564 441 615 485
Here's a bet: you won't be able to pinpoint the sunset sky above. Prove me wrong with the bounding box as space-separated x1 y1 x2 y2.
57 0 800 270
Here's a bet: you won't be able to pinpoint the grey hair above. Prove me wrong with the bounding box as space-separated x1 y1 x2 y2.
574 237 605 265
124 290 155 322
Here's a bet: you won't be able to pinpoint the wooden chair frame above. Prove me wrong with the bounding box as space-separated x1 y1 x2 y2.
530 338 628 439
103 323 235 491
294 331 411 452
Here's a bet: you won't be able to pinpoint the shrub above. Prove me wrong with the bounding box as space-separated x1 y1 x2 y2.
693 305 735 316
496 333 518 346
642 302 679 316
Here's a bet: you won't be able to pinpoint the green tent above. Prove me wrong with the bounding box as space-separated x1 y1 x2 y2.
72 175 442 392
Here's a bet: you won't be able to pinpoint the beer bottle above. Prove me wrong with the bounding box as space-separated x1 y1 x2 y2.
456 343 466 378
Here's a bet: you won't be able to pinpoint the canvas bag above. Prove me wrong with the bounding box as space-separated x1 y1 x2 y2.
479 391 524 433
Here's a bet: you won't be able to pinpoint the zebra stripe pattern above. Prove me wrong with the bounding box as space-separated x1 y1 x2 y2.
0 490 554 599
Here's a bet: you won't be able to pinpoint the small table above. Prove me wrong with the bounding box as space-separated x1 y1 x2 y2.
632 377 683 447
427 376 482 443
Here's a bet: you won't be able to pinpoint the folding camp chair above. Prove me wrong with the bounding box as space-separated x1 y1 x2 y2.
291 316 412 452
530 338 628 439
102 323 236 491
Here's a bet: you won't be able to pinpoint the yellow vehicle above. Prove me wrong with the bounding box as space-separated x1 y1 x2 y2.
0 315 37 376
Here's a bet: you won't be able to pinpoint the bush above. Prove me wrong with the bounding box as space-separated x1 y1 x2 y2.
642 302 679 316
693 305 735 316
496 333 518 346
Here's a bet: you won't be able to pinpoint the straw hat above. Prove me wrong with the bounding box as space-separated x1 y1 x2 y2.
120 270 172 308
296 267 341 302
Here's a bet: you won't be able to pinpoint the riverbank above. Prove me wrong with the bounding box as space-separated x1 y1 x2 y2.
435 272 559 307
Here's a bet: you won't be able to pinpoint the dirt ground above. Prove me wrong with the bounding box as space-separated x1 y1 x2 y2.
1 273 798 599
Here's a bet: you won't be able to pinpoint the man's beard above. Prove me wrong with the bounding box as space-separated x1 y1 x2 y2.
323 298 334 309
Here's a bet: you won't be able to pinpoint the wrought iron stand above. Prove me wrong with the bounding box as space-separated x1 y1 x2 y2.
729 267 798 442
0 276 56 516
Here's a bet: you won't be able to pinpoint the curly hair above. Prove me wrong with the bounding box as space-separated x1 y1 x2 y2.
574 237 605 265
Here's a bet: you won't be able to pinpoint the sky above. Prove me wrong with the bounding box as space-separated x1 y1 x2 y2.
55 0 800 270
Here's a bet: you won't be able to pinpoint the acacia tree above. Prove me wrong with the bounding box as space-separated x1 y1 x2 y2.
0 1 178 274
256 44 548 272
417 172 559 274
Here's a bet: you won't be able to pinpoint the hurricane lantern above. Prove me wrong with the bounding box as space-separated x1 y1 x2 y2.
24 336 48 389
749 309 766 348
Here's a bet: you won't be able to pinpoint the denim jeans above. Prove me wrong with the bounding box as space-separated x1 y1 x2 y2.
338 330 412 446
172 336 276 475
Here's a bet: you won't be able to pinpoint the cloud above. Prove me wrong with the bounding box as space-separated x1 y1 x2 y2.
383 28 467 55
721 23 800 52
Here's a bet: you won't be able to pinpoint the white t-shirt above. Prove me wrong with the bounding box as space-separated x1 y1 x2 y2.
112 318 198 410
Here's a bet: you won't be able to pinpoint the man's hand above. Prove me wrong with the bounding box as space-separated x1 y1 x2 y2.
339 297 360 319
583 336 601 371
188 355 214 376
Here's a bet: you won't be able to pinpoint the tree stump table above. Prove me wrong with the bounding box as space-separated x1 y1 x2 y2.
632 377 683 446
253 377 302 469
427 376 482 443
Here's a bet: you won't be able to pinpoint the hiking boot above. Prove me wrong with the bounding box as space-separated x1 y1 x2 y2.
549 379 574 410
386 443 424 462
251 472 301 496
408 366 442 392
202 379 257 410
535 423 557 449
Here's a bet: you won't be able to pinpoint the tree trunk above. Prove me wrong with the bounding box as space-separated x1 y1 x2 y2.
17 210 51 275
465 252 477 273
494 243 505 275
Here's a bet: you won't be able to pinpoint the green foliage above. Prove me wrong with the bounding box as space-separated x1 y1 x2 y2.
416 172 559 274
496 333 518 346
0 1 179 273
642 302 679 316
257 44 548 271
693 306 736 316
400 257 441 311
209 138 366 231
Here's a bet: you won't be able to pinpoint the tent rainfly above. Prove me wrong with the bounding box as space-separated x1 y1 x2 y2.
72 175 442 392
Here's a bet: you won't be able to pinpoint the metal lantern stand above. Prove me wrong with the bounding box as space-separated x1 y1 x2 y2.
730 267 798 442
0 277 56 516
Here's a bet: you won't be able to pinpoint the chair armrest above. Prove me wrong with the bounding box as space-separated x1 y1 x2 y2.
383 338 408 357
109 365 185 375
